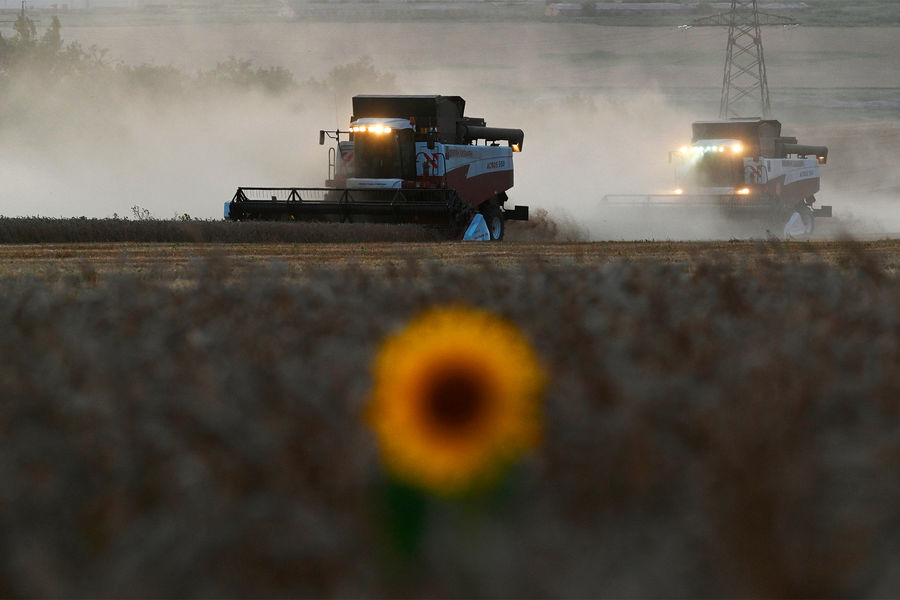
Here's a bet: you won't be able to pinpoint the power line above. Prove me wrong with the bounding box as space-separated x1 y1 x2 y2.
689 0 799 118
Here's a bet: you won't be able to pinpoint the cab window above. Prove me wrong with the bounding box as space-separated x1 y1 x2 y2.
354 129 415 180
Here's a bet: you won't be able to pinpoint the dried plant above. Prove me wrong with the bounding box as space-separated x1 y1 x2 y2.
0 255 897 597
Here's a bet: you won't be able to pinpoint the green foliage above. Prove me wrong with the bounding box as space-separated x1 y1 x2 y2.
199 56 296 94
13 10 36 45
114 62 187 95
0 15 398 102
41 15 61 54
0 11 107 80
314 55 396 97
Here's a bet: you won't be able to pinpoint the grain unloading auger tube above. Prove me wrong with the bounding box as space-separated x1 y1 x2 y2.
225 95 529 240
604 118 832 237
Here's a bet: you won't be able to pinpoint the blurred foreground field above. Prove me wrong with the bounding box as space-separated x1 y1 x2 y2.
1 240 898 596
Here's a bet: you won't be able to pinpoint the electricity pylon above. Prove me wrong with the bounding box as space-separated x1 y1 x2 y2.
690 0 798 119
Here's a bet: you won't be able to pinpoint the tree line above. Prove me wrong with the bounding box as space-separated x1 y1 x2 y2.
0 10 395 97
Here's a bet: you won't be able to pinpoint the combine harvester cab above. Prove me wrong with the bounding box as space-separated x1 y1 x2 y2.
226 95 528 240
605 118 830 238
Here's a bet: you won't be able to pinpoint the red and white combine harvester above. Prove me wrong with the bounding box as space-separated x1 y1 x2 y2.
226 95 528 240
605 118 831 237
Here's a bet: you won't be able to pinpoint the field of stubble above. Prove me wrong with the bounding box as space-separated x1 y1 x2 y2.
1 237 898 597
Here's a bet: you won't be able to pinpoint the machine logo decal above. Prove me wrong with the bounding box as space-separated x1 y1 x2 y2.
422 153 439 169
746 164 766 182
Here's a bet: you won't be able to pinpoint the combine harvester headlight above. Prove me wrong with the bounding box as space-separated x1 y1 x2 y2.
351 124 391 134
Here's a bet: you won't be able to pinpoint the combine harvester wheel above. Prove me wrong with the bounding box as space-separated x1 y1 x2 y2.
481 201 505 241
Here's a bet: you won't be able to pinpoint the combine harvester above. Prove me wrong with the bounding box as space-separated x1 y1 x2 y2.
226 95 528 240
604 118 830 237
602 0 836 239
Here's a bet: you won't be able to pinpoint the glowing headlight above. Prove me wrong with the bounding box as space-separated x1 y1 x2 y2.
736 187 751 195
731 142 743 154
384 127 392 133
718 146 725 152
373 125 383 134
680 146 689 154
673 188 684 195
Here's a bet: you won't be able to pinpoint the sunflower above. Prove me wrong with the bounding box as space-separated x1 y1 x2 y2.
367 306 545 495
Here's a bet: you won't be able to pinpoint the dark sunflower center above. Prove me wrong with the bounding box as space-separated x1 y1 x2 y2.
422 366 488 437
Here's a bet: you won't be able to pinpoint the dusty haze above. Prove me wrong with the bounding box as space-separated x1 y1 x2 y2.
2 21 898 239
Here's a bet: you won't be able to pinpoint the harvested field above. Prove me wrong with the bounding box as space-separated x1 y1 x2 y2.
1 243 899 597
1 239 900 280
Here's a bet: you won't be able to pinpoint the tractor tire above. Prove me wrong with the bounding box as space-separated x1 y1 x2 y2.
481 202 505 241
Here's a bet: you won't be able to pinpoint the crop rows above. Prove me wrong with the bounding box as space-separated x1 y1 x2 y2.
1 255 898 596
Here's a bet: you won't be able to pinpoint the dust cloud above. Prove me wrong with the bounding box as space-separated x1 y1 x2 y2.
1 20 897 240
1 74 341 220
798 122 900 238
493 92 735 241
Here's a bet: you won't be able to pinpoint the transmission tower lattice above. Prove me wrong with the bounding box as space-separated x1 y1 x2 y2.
690 0 798 119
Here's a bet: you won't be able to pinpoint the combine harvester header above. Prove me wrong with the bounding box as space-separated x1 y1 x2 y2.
226 95 528 240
